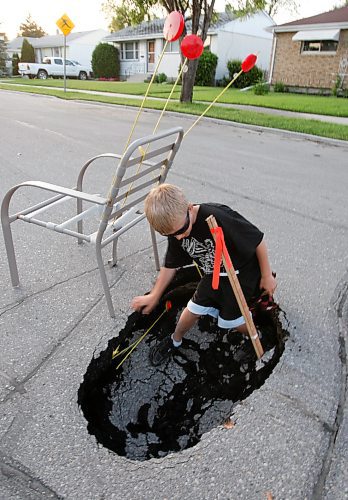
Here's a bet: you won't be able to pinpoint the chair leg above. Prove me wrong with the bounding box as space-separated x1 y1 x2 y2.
95 244 115 318
1 211 20 287
77 198 83 245
150 225 160 271
108 236 118 267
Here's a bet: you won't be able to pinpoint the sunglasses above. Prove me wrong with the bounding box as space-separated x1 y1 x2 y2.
166 210 190 237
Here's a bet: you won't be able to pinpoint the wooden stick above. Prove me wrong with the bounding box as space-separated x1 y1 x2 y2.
206 215 264 359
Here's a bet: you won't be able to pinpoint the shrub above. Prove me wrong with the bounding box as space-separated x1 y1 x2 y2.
274 81 285 93
21 38 35 63
92 43 120 79
154 72 167 83
254 81 269 95
12 53 20 76
332 74 342 97
195 51 218 86
226 59 263 89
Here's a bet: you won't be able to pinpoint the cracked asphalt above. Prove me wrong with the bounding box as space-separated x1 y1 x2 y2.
0 90 347 499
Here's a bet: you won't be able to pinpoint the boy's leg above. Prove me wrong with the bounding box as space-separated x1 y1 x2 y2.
173 307 200 342
149 308 200 366
236 323 248 336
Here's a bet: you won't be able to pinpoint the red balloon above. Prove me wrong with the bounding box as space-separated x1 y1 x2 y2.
165 300 172 311
163 11 184 42
180 34 204 60
241 54 257 73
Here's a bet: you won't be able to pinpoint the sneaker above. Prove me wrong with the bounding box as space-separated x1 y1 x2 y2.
149 336 178 366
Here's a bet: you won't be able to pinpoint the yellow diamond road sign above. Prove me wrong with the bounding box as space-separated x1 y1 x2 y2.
56 14 75 36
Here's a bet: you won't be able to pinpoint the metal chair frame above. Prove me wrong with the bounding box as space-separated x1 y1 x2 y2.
1 127 184 317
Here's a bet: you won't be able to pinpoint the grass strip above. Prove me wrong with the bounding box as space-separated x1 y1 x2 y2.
1 83 347 141
2 77 348 117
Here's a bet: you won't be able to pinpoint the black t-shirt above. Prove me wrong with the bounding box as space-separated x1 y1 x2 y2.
164 203 263 277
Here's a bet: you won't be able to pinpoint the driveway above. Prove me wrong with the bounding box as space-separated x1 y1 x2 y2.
0 90 347 499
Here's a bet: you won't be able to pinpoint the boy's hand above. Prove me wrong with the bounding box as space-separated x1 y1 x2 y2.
131 294 158 314
260 274 277 296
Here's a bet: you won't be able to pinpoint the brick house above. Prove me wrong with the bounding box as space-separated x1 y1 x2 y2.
269 6 348 91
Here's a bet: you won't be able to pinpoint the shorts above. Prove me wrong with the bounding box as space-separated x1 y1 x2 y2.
187 268 260 329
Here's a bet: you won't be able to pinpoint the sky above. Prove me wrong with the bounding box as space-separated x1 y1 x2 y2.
0 0 344 40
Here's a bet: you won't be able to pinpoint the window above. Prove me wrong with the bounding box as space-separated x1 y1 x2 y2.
54 58 63 65
120 42 139 60
164 40 179 53
301 40 338 53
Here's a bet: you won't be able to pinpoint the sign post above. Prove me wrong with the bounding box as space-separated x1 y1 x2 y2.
56 13 75 93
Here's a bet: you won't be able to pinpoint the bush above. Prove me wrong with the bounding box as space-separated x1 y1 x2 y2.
12 53 20 76
226 59 263 89
195 51 218 86
154 72 167 83
332 74 342 97
253 81 269 95
274 81 286 93
21 38 35 63
92 43 120 79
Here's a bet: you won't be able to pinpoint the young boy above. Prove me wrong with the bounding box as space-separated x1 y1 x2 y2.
131 183 277 366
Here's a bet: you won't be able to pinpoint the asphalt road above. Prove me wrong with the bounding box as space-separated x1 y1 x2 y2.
0 90 347 499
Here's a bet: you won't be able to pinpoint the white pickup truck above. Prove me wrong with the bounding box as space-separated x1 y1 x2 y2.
18 57 93 80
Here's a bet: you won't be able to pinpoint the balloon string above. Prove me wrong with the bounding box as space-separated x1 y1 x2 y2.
151 57 188 136
112 304 169 370
118 57 188 211
106 39 169 205
122 39 169 154
184 68 243 138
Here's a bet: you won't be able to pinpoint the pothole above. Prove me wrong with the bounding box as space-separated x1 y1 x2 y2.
78 267 288 461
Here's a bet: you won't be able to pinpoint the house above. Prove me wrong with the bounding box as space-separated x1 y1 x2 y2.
6 29 108 68
269 6 348 91
103 11 274 81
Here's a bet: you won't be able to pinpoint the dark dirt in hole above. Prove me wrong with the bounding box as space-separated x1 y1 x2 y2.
78 267 288 461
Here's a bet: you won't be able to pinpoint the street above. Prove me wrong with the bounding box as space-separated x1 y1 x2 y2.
0 90 347 499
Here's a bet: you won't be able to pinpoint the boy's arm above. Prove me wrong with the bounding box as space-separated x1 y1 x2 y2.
255 239 277 296
131 267 177 314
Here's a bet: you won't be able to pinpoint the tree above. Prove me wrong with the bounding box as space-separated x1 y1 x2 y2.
0 33 7 75
227 0 298 18
159 0 216 102
18 14 46 38
160 1 276 102
102 0 161 31
92 43 120 78
12 53 20 75
20 38 35 62
332 0 348 8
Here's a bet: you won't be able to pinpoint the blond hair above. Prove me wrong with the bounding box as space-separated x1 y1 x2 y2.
144 184 188 234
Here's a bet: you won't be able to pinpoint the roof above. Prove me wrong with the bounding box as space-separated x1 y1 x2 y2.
7 30 105 50
104 12 236 41
279 6 348 27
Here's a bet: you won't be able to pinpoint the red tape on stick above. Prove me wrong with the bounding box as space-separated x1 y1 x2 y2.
180 34 204 60
163 11 185 42
241 53 257 73
210 227 232 289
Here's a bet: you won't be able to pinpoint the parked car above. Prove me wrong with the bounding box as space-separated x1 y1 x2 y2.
18 57 93 80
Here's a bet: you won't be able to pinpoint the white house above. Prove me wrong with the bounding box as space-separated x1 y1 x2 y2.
6 29 108 67
103 11 274 81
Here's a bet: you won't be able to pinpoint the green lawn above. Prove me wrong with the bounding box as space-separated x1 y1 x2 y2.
1 82 347 141
2 77 348 117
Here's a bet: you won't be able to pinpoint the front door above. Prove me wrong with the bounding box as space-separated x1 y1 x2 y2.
147 40 155 73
